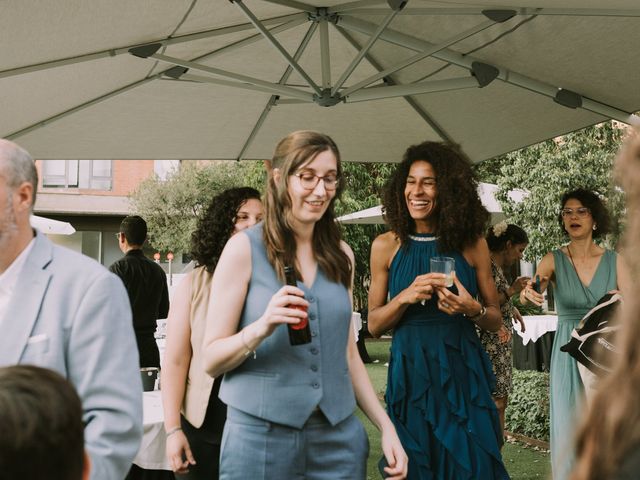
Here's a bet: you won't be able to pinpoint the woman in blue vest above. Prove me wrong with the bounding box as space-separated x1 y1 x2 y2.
203 130 407 479
368 141 509 479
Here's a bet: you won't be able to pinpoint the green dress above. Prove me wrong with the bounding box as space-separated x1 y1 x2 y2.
550 249 617 480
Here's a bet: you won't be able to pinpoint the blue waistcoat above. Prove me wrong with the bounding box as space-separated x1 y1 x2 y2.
219 224 355 429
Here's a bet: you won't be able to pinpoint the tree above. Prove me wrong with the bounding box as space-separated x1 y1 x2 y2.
130 161 263 253
489 122 626 260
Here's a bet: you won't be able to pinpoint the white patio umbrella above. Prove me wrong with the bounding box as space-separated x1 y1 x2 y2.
337 182 527 224
30 215 76 235
2 1 639 163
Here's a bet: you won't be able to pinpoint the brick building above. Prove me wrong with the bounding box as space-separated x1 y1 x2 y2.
33 160 179 268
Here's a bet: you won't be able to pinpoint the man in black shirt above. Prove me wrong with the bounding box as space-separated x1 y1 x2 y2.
109 216 169 368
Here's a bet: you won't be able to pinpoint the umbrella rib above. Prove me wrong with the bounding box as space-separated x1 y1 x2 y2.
331 9 399 96
232 0 322 95
343 8 640 17
5 76 159 141
340 18 496 97
336 26 454 143
150 53 314 101
260 0 317 14
0 12 306 79
319 16 331 89
339 16 640 125
236 22 319 161
328 0 386 14
344 77 480 102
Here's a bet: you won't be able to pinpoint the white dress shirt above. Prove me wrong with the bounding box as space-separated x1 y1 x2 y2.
0 237 35 325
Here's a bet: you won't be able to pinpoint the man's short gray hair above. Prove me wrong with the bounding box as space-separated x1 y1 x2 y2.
0 139 38 207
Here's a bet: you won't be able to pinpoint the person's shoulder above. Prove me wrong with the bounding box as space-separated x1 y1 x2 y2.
339 240 355 262
462 235 489 258
46 242 117 287
372 231 398 250
220 229 252 258
50 242 106 272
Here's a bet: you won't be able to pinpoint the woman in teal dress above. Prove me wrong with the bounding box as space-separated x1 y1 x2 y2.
369 141 509 479
521 188 629 480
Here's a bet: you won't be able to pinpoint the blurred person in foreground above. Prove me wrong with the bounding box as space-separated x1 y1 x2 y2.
570 129 640 480
368 141 508 479
0 139 142 480
482 222 529 437
162 187 262 478
520 187 629 480
203 130 407 479
0 365 89 480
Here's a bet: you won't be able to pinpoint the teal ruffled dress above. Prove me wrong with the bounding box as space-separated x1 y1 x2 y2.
386 234 509 479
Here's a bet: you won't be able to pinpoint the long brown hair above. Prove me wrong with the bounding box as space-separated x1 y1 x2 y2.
263 130 351 287
571 129 640 479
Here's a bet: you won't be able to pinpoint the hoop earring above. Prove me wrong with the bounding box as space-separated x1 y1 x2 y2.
592 224 597 231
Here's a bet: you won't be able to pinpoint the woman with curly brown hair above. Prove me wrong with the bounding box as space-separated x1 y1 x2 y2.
161 187 262 479
368 141 509 479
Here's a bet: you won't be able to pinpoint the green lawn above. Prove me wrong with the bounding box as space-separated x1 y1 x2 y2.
359 338 550 479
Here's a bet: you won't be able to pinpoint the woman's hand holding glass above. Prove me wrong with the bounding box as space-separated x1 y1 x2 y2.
400 273 447 306
254 285 309 339
434 272 480 316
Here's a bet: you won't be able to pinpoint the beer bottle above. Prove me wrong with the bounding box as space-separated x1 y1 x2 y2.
284 266 312 345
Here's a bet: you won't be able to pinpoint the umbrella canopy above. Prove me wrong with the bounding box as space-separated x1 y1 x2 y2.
2 1 639 163
337 182 527 223
30 215 76 235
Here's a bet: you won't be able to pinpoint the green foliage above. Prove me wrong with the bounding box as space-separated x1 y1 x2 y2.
336 162 396 310
511 295 543 316
130 160 264 253
506 369 550 441
487 121 626 260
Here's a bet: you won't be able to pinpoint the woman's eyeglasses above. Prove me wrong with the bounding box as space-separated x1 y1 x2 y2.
293 172 340 191
560 207 591 218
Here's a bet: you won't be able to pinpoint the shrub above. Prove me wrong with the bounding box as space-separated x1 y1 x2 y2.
505 369 550 441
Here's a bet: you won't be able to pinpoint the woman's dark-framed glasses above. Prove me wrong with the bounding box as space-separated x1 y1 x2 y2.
560 207 591 217
293 172 340 191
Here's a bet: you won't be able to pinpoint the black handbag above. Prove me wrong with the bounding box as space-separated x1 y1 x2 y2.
560 292 622 376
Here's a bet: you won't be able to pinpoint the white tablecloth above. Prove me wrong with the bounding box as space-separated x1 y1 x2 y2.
351 312 362 342
513 314 558 345
133 391 171 470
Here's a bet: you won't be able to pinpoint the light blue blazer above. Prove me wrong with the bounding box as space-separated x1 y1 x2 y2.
0 231 143 480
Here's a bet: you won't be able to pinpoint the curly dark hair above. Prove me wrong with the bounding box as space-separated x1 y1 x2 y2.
486 224 529 252
558 188 611 239
382 141 489 252
190 187 261 272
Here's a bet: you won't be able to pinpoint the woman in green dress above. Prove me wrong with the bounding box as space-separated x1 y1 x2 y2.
520 188 629 480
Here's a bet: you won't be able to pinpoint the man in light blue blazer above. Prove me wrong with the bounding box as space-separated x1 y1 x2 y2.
0 139 143 480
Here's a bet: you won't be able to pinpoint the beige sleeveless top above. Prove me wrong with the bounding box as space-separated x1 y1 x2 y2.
182 267 215 427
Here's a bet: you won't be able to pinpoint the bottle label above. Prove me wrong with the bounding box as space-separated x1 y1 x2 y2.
290 305 309 330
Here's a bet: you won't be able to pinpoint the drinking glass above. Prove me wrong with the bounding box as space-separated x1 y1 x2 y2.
430 256 455 287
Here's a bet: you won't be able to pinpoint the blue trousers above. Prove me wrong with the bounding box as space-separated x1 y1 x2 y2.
220 407 369 479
